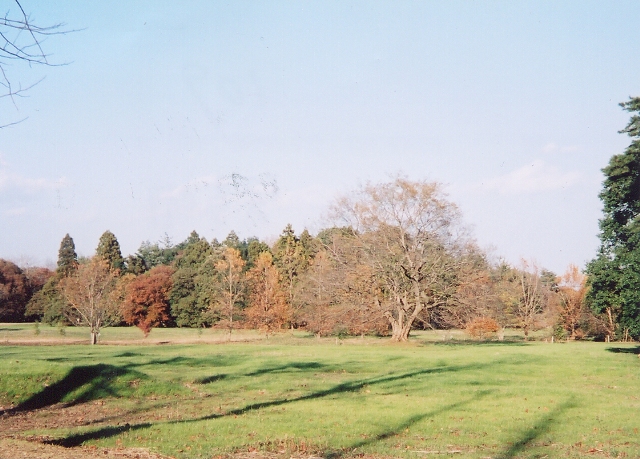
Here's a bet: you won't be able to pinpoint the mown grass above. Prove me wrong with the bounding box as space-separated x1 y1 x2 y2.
0 322 266 344
0 328 639 458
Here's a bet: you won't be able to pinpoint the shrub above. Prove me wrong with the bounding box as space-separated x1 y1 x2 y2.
465 317 500 339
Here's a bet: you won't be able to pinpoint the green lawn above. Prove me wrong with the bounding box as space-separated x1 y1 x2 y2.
0 327 639 458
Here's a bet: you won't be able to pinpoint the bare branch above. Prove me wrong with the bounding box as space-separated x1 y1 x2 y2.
1 0 76 128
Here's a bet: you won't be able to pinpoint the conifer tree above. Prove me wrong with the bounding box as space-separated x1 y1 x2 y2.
56 233 78 277
96 230 124 272
273 224 303 305
587 97 640 339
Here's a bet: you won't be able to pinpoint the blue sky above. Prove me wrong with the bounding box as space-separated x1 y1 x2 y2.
1 1 639 274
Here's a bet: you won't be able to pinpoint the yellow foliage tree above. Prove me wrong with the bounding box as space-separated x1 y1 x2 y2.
211 247 245 338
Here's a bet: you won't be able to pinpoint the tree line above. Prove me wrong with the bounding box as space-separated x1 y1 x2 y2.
3 98 640 343
1 178 607 344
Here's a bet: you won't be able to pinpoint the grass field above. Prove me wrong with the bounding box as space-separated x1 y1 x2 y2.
0 324 639 459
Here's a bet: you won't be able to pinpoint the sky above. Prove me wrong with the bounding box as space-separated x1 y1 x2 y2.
1 0 639 274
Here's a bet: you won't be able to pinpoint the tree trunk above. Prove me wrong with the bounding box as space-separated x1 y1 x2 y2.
386 310 414 342
90 331 97 345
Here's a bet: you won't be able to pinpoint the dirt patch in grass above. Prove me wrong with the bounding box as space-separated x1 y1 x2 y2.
0 437 171 459
0 400 330 459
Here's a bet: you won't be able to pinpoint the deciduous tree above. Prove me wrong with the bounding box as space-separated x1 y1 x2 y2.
1 1 70 127
58 257 120 344
515 260 549 339
556 265 588 340
210 247 245 337
123 265 174 336
331 178 478 341
0 259 29 321
245 252 290 334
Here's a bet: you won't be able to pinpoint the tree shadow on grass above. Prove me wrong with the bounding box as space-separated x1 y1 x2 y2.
245 361 327 376
114 352 143 358
48 361 498 447
606 346 640 354
194 374 227 384
47 423 153 447
495 397 577 459
326 390 494 458
1 364 141 415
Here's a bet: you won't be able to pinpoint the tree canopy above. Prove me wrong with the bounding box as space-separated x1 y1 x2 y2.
96 230 125 272
586 97 640 339
56 233 78 277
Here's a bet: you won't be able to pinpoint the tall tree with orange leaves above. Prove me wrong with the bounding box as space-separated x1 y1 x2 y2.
245 252 290 334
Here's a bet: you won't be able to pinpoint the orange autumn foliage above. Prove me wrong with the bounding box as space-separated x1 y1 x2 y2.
465 317 500 339
123 265 174 336
244 251 290 334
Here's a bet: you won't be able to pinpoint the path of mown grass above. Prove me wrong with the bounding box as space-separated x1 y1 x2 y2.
1 333 639 459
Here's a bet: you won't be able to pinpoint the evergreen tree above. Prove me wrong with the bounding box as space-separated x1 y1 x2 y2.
186 230 202 246
586 97 640 339
56 233 78 277
174 232 212 269
170 231 213 326
246 238 271 269
273 224 304 305
124 254 148 275
223 231 242 250
96 230 124 272
137 234 179 268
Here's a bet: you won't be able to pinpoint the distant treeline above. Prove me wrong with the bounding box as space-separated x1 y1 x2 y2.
1 178 609 342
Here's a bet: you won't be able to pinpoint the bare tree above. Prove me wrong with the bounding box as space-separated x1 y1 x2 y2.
1 0 70 127
556 264 598 340
514 260 551 339
58 258 121 344
331 177 479 341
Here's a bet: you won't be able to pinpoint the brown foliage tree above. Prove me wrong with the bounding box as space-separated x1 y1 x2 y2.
330 177 479 341
296 235 389 337
58 258 121 344
556 264 589 339
123 265 174 336
465 317 500 339
0 259 29 321
244 252 290 334
24 266 54 293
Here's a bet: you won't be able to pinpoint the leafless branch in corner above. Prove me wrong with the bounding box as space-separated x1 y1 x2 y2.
1 0 76 128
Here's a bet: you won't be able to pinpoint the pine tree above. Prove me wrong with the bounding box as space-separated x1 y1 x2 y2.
273 224 303 305
56 233 78 277
586 97 640 339
96 230 124 272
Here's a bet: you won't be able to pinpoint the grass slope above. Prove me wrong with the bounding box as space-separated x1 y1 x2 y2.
0 330 639 458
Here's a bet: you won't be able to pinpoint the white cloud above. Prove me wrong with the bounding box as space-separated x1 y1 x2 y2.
4 207 27 216
483 160 582 193
542 142 579 154
0 159 68 194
